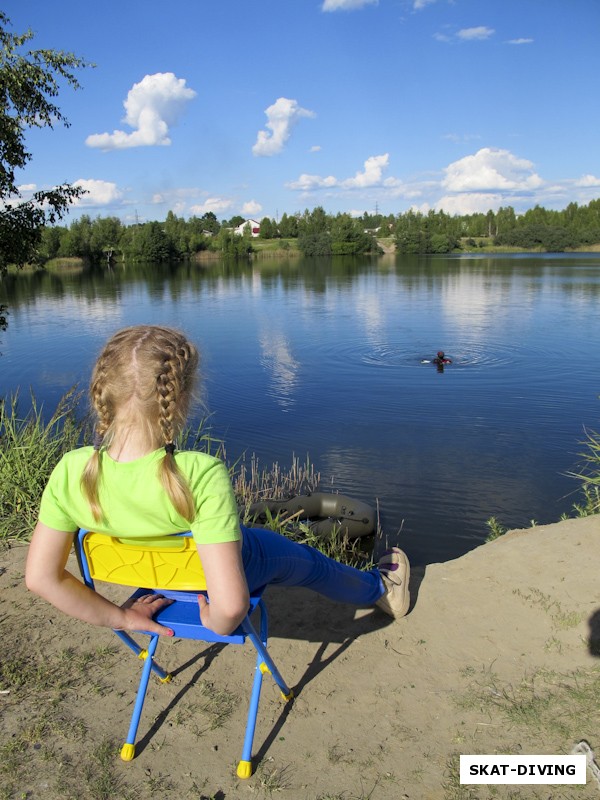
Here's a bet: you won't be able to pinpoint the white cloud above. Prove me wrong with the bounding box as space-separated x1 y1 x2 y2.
72 179 122 205
342 154 391 188
443 148 543 193
414 0 438 8
189 197 233 216
435 192 505 215
252 97 315 157
287 153 398 191
310 145 322 152
86 72 196 151
287 172 338 191
575 174 600 187
457 26 495 41
507 38 534 45
242 199 263 216
322 0 378 10
17 183 37 193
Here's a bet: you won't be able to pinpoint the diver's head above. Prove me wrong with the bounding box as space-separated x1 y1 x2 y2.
437 351 445 358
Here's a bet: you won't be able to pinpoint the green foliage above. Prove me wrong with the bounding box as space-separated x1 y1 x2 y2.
297 207 379 256
0 390 84 542
278 212 298 238
213 225 254 257
0 12 92 274
569 427 600 516
258 216 277 238
494 224 578 252
485 517 508 542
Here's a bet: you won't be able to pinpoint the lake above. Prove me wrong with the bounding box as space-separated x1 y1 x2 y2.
2 252 599 566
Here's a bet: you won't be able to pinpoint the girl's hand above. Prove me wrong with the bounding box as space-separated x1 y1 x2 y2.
119 593 175 636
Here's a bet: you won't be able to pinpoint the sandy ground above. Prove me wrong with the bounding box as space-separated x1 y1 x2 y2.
2 515 600 800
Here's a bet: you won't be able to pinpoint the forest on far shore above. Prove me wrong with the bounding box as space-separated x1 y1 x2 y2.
31 198 600 265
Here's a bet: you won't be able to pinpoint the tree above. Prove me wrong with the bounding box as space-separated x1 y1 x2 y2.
259 217 276 239
0 12 91 275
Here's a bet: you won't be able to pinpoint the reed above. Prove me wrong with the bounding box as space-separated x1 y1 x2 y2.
568 427 600 515
0 389 85 543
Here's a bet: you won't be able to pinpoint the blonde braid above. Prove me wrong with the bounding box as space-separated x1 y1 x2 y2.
80 351 117 522
156 339 196 521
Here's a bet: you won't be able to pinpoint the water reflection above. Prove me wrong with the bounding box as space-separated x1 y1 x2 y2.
2 253 599 565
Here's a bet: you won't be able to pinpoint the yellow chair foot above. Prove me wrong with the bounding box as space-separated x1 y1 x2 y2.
120 743 136 762
281 689 294 702
237 760 253 779
159 673 173 684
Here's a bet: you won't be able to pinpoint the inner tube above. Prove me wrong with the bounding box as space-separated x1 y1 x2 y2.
245 492 376 540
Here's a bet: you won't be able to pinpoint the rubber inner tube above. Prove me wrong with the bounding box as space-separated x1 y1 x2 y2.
245 492 376 540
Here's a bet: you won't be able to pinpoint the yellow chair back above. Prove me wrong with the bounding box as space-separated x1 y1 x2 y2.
81 531 207 591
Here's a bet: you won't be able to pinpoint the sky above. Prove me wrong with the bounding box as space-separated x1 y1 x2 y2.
5 0 600 224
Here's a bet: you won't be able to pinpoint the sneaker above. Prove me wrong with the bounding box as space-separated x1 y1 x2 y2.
375 547 410 618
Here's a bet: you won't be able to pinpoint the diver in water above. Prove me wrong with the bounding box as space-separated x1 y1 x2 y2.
432 351 452 365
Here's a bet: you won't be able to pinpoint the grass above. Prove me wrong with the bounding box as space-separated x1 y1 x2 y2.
0 388 84 543
0 631 134 800
445 665 600 800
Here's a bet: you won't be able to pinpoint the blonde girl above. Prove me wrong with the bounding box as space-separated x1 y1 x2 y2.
26 325 409 636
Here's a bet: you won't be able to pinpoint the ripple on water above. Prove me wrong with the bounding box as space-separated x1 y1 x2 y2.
311 333 571 372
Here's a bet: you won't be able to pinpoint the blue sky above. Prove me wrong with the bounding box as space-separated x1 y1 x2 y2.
6 0 600 223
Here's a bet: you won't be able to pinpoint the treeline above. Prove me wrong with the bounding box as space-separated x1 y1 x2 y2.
35 199 600 265
390 200 600 254
37 211 255 264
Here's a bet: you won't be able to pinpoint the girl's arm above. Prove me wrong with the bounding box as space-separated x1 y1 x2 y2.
195 539 250 636
25 521 175 636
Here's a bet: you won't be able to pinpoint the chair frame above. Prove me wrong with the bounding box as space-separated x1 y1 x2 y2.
75 529 293 779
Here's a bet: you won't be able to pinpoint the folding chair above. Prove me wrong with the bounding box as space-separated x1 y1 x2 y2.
75 529 293 779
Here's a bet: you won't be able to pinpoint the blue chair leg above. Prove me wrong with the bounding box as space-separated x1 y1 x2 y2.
113 628 172 683
236 606 293 779
120 634 159 761
242 614 293 701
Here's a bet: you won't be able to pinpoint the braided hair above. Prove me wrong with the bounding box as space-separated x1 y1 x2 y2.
80 326 199 522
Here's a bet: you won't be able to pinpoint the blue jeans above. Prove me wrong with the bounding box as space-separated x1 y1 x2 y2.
240 525 385 606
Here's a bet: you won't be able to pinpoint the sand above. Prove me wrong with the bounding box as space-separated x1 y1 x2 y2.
1 515 600 799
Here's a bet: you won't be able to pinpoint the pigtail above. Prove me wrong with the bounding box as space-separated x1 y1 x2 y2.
80 449 103 522
156 343 196 522
80 356 113 522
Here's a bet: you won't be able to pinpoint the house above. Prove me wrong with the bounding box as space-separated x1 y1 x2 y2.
233 219 261 237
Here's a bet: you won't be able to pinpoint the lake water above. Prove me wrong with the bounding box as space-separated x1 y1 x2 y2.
2 252 599 566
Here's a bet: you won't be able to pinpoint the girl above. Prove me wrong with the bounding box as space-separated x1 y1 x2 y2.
25 325 410 636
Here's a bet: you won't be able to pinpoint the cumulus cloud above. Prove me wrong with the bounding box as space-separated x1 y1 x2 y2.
242 199 263 216
342 154 390 187
252 97 315 157
322 0 377 10
287 153 399 191
507 38 534 45
575 174 600 187
457 26 495 41
72 179 122 205
86 72 196 151
435 192 505 215
443 148 543 193
189 197 233 216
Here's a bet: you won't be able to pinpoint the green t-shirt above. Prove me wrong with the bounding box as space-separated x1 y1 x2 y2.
39 447 241 545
